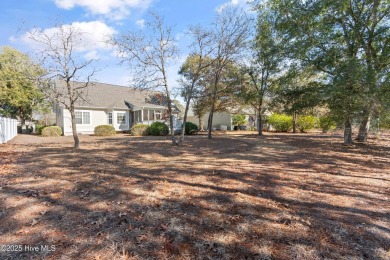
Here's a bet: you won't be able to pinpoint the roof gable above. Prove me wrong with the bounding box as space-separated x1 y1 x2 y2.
55 79 159 110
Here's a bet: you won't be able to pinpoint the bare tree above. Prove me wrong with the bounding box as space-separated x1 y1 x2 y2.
28 23 96 149
178 27 213 144
206 7 251 139
110 13 179 145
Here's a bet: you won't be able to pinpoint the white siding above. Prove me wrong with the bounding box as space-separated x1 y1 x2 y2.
187 112 233 130
63 108 118 136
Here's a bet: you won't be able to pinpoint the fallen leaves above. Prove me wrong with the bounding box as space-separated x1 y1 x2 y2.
0 133 389 259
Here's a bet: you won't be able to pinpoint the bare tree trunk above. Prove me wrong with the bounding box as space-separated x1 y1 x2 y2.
292 112 297 133
199 116 204 131
179 98 191 144
257 107 263 136
344 116 353 144
164 82 177 145
207 94 217 139
356 110 371 142
69 108 80 149
168 111 176 145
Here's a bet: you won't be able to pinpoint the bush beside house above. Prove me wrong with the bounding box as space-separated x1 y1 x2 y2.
150 122 169 136
41 126 62 137
94 125 116 136
268 114 293 132
297 115 317 133
130 124 150 136
184 122 198 135
232 114 247 130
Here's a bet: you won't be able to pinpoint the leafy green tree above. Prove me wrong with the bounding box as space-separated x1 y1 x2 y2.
352 0 390 142
0 47 47 126
205 7 251 139
271 0 390 143
189 58 246 131
241 6 283 135
271 66 323 133
232 114 247 128
192 97 208 131
178 27 213 143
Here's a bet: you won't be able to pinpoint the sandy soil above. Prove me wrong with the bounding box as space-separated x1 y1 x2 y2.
0 132 389 259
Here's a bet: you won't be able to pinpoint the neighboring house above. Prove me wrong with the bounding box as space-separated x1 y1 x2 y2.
186 109 257 131
54 80 180 136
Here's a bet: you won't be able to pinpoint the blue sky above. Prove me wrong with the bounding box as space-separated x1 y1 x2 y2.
0 0 251 95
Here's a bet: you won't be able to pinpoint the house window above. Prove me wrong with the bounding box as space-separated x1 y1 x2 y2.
75 111 82 124
117 113 126 124
83 112 90 124
155 110 162 120
108 113 113 124
143 109 149 121
134 111 141 122
75 111 90 125
149 110 155 120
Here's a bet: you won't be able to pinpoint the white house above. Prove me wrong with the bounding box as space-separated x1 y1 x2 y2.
186 109 257 131
55 80 179 136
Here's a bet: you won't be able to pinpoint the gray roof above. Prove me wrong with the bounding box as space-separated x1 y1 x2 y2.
55 79 163 110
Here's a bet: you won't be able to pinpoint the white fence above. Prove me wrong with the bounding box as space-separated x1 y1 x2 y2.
0 116 18 144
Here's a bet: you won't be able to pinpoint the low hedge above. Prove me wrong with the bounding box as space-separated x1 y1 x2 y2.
297 115 317 133
268 114 293 132
130 124 150 136
94 125 116 136
184 122 198 135
41 126 62 137
150 122 169 136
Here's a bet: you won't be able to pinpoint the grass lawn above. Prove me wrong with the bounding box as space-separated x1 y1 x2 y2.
0 132 389 259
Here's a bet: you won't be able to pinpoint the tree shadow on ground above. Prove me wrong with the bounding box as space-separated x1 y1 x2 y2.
0 133 389 259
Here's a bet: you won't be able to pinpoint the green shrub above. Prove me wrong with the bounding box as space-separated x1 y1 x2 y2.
297 115 317 133
319 116 337 133
232 114 247 126
41 126 62 137
184 122 198 135
94 125 116 136
150 122 169 136
268 114 293 132
35 125 46 135
130 124 150 136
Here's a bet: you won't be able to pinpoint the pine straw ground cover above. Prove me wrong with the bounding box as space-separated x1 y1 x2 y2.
0 132 389 260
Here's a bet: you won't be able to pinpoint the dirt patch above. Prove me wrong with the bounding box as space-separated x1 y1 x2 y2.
0 132 389 259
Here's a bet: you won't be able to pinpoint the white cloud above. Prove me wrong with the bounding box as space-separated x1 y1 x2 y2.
54 0 152 20
21 21 116 54
215 0 247 13
135 19 145 28
84 50 99 60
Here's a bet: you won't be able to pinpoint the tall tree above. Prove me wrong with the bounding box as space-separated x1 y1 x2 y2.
192 97 209 131
271 66 324 132
271 0 371 143
242 6 282 135
206 7 251 139
351 0 390 142
178 27 213 143
110 13 179 145
28 23 97 149
0 47 47 126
